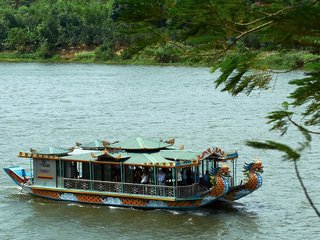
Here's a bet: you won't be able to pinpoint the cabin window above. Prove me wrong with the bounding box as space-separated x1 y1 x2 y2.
93 164 111 181
90 164 115 181
111 165 121 182
63 161 71 178
82 162 90 179
94 164 102 180
178 167 197 185
125 166 134 183
63 161 78 178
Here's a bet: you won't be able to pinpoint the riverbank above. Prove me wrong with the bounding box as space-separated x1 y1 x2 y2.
0 49 318 71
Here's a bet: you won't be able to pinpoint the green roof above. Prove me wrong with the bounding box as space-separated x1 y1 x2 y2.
124 152 174 167
108 137 174 150
60 150 199 167
61 150 129 162
159 150 202 161
79 140 107 150
31 147 71 156
61 152 100 161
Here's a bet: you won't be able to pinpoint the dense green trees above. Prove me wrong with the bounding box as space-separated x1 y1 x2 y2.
1 0 318 65
0 0 112 57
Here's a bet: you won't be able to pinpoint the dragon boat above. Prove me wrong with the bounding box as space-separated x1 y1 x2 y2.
4 137 263 209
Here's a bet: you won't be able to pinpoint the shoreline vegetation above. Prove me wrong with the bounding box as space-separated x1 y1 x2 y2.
0 1 318 72
0 49 317 71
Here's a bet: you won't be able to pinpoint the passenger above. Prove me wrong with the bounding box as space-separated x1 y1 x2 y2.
165 169 172 184
181 169 187 185
141 170 149 184
186 168 193 185
21 169 27 182
204 170 211 188
157 169 166 185
112 172 120 182
177 170 183 185
134 167 142 183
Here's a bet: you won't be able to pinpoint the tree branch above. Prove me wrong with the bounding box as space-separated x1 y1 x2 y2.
236 0 320 27
271 57 320 74
212 20 274 60
235 6 292 26
206 0 243 34
294 160 320 217
288 116 320 135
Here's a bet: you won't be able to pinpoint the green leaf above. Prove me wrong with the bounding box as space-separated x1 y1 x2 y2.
246 140 301 161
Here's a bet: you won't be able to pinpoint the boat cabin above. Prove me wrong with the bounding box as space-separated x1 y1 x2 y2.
19 138 238 199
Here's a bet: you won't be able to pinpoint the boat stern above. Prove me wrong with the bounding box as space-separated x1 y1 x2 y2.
3 166 31 186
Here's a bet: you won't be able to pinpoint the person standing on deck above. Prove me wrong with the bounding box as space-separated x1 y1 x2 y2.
157 169 166 185
141 170 149 184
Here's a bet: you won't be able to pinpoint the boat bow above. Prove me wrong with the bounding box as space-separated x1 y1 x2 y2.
200 165 231 206
220 160 263 201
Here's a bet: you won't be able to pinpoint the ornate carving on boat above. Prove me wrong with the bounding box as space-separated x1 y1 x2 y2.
243 160 263 191
209 165 231 197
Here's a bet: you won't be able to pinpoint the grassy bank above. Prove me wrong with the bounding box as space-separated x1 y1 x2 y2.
256 51 318 71
0 50 210 67
0 49 318 71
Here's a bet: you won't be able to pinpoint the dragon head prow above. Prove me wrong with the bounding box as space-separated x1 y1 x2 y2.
243 159 263 174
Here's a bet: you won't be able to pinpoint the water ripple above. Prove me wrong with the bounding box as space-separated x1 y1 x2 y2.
0 63 318 239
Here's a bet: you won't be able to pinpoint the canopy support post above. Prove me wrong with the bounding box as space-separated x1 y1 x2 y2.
235 157 237 186
59 159 62 188
30 158 33 184
153 166 157 196
120 162 124 193
172 167 176 198
89 161 92 191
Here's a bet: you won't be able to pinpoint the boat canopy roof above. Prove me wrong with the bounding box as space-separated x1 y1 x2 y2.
61 149 129 162
108 137 174 150
17 137 238 166
59 150 198 167
77 140 107 150
125 152 174 167
29 147 71 156
159 150 202 161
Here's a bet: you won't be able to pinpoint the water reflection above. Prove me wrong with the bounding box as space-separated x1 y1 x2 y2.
20 196 261 239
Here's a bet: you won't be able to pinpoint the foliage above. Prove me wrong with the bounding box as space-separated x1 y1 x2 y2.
74 51 95 61
105 0 320 216
0 0 112 53
94 42 114 61
209 1 320 162
207 0 320 216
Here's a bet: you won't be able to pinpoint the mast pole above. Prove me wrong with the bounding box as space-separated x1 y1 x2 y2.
120 162 124 193
153 166 157 196
59 159 62 188
30 158 33 184
89 161 92 191
172 167 176 198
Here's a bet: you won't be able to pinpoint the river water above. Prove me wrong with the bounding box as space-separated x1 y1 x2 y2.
0 63 318 239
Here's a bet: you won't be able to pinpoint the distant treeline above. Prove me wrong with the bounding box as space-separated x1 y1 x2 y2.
0 0 317 64
0 1 113 58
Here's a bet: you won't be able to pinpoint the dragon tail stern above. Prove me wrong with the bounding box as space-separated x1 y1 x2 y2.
3 166 31 186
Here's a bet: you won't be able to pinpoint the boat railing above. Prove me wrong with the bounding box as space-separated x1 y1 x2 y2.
63 178 199 198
